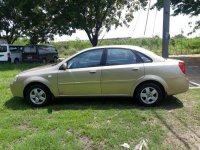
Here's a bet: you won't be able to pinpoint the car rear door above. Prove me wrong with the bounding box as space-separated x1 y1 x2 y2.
22 46 38 62
101 48 145 96
57 49 104 96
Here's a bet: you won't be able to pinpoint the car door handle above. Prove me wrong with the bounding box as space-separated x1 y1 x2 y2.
89 70 96 74
132 68 140 71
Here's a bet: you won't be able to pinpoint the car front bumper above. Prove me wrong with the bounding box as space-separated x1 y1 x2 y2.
10 82 24 98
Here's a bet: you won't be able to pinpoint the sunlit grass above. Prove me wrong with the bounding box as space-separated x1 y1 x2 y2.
0 63 200 149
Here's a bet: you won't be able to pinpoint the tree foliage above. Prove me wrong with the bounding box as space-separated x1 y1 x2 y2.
48 0 147 46
0 0 24 44
0 0 147 45
14 0 56 44
153 0 200 35
0 0 56 44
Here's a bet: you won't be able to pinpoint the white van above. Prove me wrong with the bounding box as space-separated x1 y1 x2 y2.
0 44 23 63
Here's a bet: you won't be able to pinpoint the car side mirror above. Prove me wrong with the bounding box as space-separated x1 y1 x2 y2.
61 63 68 70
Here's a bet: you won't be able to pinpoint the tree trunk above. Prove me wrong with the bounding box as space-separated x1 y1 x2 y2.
90 34 98 47
84 28 99 47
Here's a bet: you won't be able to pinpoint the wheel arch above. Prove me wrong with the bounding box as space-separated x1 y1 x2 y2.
14 57 19 63
23 82 53 98
133 80 167 98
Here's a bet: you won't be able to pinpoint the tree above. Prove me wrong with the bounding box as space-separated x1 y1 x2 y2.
49 0 147 46
15 0 56 44
152 0 200 35
0 0 59 44
0 0 24 44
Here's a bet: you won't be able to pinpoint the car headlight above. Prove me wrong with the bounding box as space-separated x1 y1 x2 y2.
13 75 19 82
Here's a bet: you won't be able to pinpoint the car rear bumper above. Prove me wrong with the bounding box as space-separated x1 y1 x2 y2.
166 76 189 95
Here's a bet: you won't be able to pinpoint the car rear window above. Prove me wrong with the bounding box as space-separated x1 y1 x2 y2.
23 46 36 53
38 46 57 54
0 46 7 52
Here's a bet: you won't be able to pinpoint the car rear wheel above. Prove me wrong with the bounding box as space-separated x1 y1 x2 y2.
14 58 19 64
42 58 47 63
53 57 57 63
135 83 163 106
25 84 51 107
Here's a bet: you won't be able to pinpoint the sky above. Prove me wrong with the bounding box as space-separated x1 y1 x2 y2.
54 0 200 42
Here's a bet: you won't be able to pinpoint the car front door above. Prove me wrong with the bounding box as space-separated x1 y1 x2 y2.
101 48 145 96
57 49 104 96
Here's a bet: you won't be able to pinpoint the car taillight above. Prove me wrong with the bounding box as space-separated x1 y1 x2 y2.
179 62 186 74
7 52 10 57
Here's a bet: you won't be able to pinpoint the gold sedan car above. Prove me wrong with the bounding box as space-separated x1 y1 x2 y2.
10 45 189 107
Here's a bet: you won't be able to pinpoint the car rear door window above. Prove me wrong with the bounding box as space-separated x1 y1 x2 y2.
106 48 138 65
24 46 36 53
68 49 103 69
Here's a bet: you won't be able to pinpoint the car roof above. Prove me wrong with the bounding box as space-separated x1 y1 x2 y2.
58 45 164 65
81 45 164 62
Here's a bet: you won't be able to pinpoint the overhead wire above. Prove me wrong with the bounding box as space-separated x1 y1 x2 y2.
152 9 158 37
144 0 152 36
132 8 142 37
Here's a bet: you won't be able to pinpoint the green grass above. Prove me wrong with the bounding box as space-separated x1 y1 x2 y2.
0 63 200 149
51 37 200 58
14 37 200 58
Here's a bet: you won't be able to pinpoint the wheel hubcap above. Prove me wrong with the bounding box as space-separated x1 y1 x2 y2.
140 87 158 104
30 88 46 104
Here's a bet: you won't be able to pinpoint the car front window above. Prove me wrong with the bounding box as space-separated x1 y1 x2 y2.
106 48 138 65
67 49 103 69
0 46 7 52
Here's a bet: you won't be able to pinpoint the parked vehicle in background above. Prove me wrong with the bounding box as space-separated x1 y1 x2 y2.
10 45 189 107
0 44 23 63
22 45 58 63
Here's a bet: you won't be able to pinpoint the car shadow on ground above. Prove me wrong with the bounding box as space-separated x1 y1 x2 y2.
5 96 183 112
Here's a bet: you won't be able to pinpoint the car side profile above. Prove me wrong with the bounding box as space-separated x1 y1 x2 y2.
0 44 23 63
10 45 189 107
22 45 58 63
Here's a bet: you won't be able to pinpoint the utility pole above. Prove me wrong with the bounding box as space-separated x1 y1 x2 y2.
162 0 170 58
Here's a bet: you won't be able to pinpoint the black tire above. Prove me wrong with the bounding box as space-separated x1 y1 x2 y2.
53 57 57 63
14 58 19 64
8 57 11 63
25 84 51 107
135 83 163 106
42 58 47 63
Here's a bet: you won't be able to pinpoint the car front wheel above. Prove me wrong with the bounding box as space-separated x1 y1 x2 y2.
136 83 163 106
25 84 51 107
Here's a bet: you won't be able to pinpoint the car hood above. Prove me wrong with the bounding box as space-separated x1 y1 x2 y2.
19 64 57 76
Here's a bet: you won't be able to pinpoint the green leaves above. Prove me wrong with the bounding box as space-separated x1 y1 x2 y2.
0 0 147 45
152 0 200 37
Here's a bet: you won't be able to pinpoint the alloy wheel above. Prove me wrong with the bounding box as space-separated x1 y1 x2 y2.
140 87 158 104
30 88 46 105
